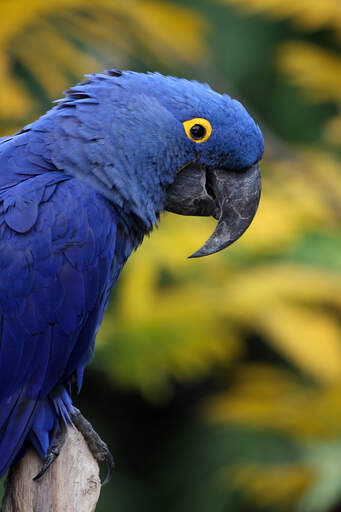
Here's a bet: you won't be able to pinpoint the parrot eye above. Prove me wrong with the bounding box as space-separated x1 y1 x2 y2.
190 124 206 139
183 118 212 143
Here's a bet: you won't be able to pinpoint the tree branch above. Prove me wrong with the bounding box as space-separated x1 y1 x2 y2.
1 426 101 512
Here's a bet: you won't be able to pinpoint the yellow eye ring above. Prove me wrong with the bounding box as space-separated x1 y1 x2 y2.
182 118 212 143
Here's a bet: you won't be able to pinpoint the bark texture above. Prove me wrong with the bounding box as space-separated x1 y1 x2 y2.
1 426 101 512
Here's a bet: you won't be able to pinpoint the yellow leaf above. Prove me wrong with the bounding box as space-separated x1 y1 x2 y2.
226 462 313 510
261 305 341 384
277 42 341 102
218 0 341 32
206 364 341 438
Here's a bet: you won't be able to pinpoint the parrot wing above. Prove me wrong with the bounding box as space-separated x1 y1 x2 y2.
0 171 123 475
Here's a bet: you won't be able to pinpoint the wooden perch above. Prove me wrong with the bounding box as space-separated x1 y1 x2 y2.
1 426 101 512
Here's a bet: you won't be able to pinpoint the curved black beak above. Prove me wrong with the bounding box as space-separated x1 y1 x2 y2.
165 162 261 257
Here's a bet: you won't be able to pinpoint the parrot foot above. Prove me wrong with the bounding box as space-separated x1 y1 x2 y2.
33 420 67 481
71 407 114 485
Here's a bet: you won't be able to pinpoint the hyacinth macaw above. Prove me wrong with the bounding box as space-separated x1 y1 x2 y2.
0 70 263 481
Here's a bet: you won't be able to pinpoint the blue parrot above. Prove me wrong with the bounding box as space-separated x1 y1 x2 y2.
0 70 263 481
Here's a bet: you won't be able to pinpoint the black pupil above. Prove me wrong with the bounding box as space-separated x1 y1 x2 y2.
190 124 206 140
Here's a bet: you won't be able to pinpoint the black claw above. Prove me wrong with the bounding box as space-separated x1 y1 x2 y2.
33 451 58 481
71 407 114 485
33 420 67 481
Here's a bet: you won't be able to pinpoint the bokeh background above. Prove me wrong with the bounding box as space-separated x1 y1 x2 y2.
1 1 341 511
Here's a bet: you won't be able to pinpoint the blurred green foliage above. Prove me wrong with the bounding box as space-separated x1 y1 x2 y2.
1 1 341 511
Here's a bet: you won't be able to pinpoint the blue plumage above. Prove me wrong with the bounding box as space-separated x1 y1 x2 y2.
0 70 264 477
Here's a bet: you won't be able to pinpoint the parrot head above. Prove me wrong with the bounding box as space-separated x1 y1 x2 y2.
51 70 264 256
